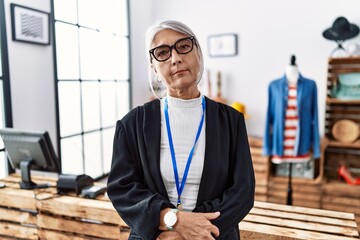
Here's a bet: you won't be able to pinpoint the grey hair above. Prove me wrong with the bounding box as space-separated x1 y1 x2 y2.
146 20 204 99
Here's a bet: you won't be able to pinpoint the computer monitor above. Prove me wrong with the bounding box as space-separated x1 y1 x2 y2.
0 128 60 189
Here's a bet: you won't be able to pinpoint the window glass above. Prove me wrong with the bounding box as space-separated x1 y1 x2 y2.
55 22 79 80
79 28 101 80
54 0 130 178
77 0 99 29
82 81 100 132
58 81 82 136
54 0 77 24
83 131 102 176
98 0 128 35
61 136 83 174
100 81 117 128
98 33 125 80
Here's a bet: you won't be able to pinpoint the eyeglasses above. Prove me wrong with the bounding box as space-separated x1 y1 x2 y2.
149 36 195 62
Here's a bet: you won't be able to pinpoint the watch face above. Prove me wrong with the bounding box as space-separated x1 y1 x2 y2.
164 211 177 226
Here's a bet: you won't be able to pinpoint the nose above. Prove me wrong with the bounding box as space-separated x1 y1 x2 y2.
171 48 182 64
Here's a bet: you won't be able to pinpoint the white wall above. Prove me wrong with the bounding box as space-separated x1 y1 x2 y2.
4 0 57 148
3 0 360 146
129 0 154 107
129 0 360 138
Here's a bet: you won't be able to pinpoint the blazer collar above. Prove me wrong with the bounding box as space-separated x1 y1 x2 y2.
143 99 169 199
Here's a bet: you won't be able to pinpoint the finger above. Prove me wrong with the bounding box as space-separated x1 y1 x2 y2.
210 225 220 237
204 211 220 220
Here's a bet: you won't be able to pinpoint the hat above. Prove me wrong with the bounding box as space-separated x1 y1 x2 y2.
231 102 250 119
323 17 359 41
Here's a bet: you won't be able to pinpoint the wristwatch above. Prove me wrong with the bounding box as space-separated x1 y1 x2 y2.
163 208 179 230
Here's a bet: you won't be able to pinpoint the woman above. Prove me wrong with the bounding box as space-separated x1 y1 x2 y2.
107 20 255 240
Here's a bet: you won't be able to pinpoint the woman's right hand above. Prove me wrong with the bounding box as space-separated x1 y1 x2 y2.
175 211 220 240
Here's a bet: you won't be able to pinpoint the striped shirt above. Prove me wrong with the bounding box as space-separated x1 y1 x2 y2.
272 84 311 163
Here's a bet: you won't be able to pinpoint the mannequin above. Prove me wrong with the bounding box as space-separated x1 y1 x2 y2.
264 55 320 205
285 55 299 84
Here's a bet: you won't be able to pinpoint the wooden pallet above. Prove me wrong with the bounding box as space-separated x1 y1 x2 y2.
240 201 359 239
267 176 322 209
0 175 130 240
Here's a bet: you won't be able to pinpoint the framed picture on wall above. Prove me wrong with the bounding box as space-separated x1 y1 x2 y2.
10 3 50 45
208 33 238 57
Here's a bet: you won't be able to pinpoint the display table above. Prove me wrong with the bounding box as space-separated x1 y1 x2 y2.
0 174 359 239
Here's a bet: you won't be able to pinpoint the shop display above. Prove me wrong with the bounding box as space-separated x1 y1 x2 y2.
323 57 360 184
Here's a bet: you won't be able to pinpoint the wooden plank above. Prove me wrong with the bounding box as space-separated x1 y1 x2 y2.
254 172 268 185
254 201 355 220
249 208 357 228
244 214 358 237
38 229 100 240
253 163 269 173
254 195 267 202
248 136 263 148
37 214 121 239
322 203 360 215
255 185 267 194
0 222 37 239
356 214 360 235
0 188 36 210
239 221 358 240
322 183 360 198
251 154 268 163
1 174 57 187
0 207 37 225
322 195 360 207
36 195 126 227
250 147 263 156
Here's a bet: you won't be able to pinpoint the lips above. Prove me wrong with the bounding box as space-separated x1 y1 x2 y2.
172 69 188 75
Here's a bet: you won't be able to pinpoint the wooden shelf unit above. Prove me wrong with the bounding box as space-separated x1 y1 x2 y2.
324 57 360 182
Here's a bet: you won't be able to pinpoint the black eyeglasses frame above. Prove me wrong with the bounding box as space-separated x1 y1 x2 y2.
149 36 195 62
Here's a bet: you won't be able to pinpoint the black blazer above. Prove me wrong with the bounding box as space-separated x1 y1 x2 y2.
107 97 255 240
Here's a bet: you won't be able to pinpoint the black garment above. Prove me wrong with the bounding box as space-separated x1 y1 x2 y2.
107 97 255 240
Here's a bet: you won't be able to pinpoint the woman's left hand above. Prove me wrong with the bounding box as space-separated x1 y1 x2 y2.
156 231 185 240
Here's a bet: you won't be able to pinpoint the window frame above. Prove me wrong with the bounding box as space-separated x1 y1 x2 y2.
51 0 131 179
0 0 14 177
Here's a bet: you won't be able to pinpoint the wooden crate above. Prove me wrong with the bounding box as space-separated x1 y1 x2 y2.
0 179 38 239
267 177 322 209
240 201 359 240
0 175 130 240
249 136 269 202
321 182 360 235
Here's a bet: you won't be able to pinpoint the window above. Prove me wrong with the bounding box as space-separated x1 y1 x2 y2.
52 0 131 179
0 1 13 179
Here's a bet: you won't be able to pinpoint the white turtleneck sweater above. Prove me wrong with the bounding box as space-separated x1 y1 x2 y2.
160 95 205 211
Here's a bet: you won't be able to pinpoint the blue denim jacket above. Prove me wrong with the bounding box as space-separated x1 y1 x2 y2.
263 74 320 158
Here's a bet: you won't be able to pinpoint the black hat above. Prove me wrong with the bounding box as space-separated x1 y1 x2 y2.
323 17 359 41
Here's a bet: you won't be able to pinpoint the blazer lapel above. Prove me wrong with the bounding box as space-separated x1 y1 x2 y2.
143 100 169 198
196 97 221 205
